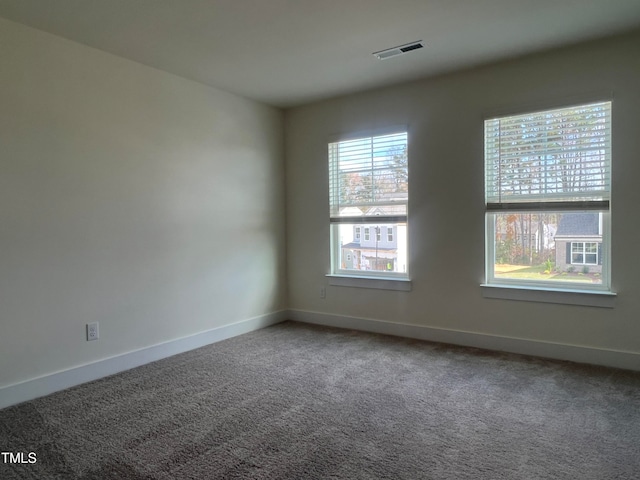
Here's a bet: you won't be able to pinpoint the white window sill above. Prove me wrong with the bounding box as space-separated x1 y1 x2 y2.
481 284 616 308
327 274 412 291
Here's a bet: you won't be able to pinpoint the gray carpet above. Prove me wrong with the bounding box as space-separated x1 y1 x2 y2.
1 321 639 479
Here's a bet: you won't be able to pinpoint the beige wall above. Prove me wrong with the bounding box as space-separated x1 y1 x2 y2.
0 18 286 388
2 15 639 392
285 31 640 356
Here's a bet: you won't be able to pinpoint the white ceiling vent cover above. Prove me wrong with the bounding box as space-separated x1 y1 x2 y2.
373 41 424 60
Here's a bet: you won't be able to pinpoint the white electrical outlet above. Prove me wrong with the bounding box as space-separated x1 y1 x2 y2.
87 322 99 341
320 286 326 299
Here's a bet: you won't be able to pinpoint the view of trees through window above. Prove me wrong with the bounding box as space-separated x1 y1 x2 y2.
485 101 610 288
491 211 604 285
329 132 409 277
336 144 407 207
494 213 556 265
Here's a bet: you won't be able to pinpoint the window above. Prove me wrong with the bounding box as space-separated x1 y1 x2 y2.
571 242 598 265
329 131 408 278
484 101 611 291
387 227 394 242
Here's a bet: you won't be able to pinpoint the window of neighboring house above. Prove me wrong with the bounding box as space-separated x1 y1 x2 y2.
355 227 361 241
484 101 611 291
329 130 409 278
571 242 598 265
388 227 393 242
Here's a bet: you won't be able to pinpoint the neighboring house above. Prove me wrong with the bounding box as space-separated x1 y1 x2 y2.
338 205 406 272
342 224 398 271
342 224 399 271
555 212 603 273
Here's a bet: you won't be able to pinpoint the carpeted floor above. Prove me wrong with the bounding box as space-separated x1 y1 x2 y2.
1 321 639 479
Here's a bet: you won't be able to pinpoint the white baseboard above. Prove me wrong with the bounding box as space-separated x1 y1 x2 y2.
4 309 637 410
288 309 640 372
0 311 287 410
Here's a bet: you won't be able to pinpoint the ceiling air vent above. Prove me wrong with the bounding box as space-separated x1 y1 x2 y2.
373 41 424 60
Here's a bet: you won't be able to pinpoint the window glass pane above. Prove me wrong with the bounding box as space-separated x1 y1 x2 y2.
485 102 611 291
329 133 408 218
329 131 409 279
333 223 407 274
490 211 604 285
485 102 611 205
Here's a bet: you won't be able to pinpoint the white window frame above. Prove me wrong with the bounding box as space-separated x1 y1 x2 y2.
483 101 612 295
387 227 393 242
355 227 361 241
571 241 598 265
328 128 409 281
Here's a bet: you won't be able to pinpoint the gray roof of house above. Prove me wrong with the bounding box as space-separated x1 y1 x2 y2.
556 213 599 236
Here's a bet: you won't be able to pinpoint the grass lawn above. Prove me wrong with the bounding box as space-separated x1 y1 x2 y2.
494 264 600 284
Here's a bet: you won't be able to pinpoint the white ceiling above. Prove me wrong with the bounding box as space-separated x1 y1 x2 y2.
1 0 640 108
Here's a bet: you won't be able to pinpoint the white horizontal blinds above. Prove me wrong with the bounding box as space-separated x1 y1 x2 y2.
485 101 611 210
329 132 408 223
